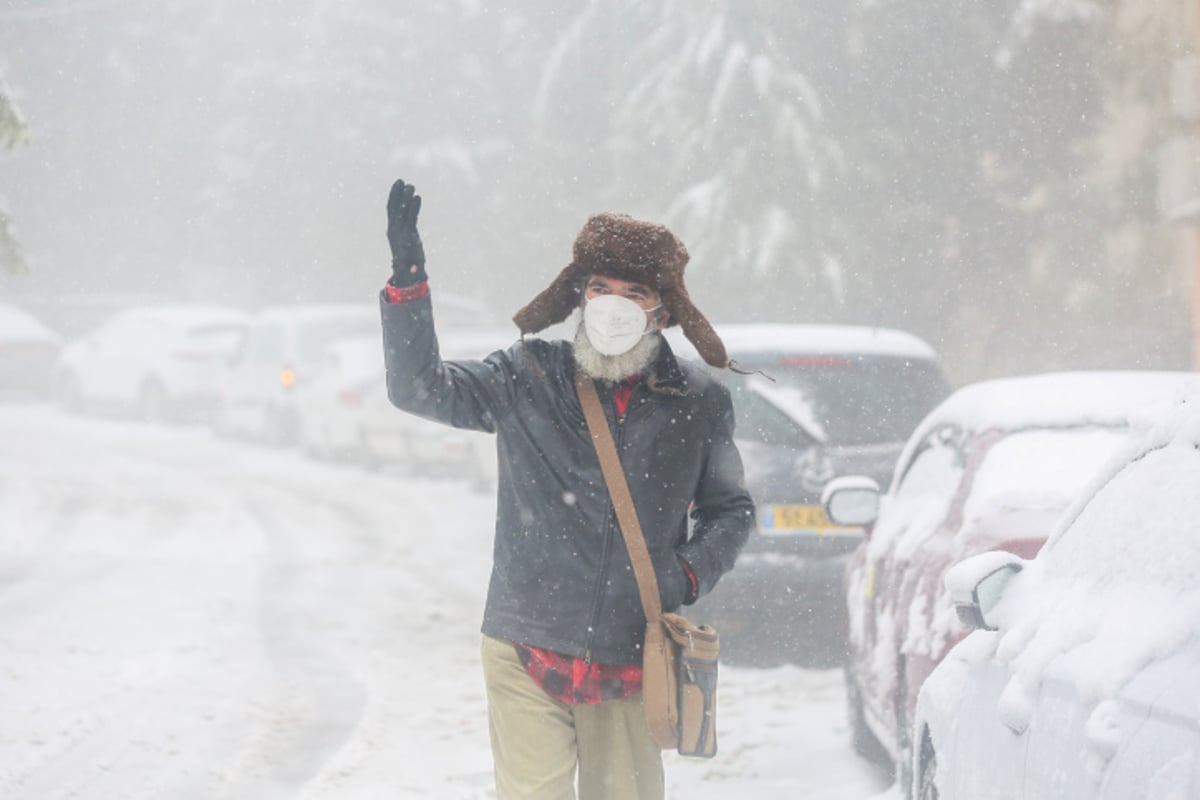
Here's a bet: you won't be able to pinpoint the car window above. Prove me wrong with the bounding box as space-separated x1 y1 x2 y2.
743 356 949 446
961 427 1127 525
892 426 965 505
1046 440 1200 590
731 384 820 449
870 426 966 552
247 325 285 364
296 317 378 364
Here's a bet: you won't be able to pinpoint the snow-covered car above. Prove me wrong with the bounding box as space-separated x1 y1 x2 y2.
53 305 247 420
296 330 507 488
912 386 1200 800
295 335 384 461
213 304 379 444
0 302 61 400
825 371 1199 786
664 323 952 666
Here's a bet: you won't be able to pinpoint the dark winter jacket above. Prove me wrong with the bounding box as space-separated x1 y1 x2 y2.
380 294 755 665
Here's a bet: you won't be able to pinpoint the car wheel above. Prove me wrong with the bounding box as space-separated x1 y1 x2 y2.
845 668 888 764
139 379 170 423
915 728 938 800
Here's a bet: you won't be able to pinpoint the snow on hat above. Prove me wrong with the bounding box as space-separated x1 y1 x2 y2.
512 213 729 369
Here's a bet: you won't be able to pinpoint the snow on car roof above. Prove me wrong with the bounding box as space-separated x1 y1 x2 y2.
910 371 1200 440
889 371 1200 511
664 323 940 361
0 302 59 342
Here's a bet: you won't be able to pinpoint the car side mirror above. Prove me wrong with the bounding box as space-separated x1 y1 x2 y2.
821 476 881 528
945 551 1026 631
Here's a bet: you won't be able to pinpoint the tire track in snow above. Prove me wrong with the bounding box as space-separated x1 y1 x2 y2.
197 489 370 799
0 409 499 797
210 470 497 797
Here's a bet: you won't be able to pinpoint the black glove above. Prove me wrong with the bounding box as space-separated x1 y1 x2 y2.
386 179 427 287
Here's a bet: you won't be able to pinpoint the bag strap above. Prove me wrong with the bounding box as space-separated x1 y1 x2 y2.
575 369 664 623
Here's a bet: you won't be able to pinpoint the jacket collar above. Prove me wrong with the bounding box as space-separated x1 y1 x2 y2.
645 336 689 396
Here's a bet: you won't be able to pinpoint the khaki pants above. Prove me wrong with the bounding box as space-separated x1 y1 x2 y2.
481 635 664 800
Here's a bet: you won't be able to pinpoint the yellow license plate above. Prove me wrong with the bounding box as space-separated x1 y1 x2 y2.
764 504 861 536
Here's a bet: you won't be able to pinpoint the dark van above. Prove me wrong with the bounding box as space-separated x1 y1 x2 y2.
666 324 952 666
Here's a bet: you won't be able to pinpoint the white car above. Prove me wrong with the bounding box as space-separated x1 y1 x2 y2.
296 330 507 489
295 335 385 461
913 385 1200 799
823 371 1200 784
53 305 247 420
214 304 380 444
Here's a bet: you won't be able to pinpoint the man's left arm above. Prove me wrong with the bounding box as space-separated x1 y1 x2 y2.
677 387 755 600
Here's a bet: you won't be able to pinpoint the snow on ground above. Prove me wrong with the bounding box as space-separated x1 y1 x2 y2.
0 405 895 799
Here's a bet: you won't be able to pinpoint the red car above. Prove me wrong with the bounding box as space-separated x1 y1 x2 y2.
822 371 1198 785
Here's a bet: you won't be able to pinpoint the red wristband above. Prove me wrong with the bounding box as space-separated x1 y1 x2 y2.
678 557 698 604
385 281 430 304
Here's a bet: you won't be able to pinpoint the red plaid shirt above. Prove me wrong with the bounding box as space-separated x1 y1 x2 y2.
513 644 643 704
385 282 699 704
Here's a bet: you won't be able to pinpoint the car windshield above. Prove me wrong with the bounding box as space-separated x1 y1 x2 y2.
737 356 949 447
296 316 378 363
1046 440 1200 591
961 427 1128 525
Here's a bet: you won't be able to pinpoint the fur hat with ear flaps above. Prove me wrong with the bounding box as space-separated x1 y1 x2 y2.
512 213 730 369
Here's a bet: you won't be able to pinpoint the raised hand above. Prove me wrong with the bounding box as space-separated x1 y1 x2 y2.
386 179 427 287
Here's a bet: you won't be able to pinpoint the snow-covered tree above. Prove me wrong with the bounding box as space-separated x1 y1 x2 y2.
0 75 27 274
531 1 843 310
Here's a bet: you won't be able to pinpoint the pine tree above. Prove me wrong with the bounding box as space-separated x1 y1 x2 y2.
0 75 28 275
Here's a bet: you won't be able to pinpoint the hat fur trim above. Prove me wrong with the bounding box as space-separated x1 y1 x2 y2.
513 213 729 368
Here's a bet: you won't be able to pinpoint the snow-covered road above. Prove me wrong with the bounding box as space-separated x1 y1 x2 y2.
0 406 894 799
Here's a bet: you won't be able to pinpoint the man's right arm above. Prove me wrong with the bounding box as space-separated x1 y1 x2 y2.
379 179 516 433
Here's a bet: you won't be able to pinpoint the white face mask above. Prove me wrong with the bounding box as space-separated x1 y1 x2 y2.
582 294 660 356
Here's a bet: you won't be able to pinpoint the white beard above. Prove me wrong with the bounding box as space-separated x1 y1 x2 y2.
573 321 662 382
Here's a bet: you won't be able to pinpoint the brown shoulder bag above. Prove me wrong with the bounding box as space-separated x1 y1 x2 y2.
575 370 720 758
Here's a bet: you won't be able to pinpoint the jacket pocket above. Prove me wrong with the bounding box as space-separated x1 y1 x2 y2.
659 553 689 611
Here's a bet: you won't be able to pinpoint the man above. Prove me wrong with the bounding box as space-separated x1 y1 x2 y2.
379 179 754 800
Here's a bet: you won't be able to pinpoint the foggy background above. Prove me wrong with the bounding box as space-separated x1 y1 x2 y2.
0 0 1194 384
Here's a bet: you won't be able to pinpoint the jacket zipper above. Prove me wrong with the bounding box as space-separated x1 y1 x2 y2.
581 390 624 665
